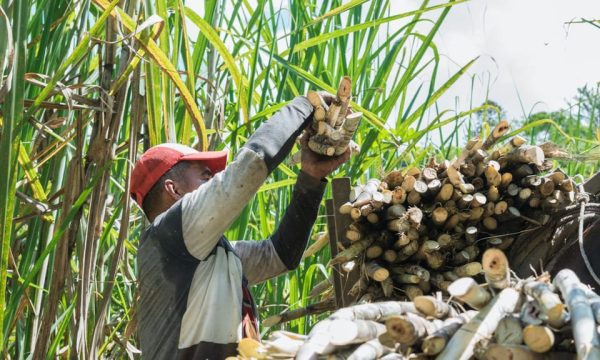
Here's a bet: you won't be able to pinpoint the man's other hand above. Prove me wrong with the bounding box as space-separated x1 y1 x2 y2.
299 131 351 180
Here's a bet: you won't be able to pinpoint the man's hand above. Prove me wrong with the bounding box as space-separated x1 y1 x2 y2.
299 130 351 180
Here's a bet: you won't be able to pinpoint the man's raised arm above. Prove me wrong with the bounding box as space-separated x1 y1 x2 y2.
181 97 314 260
234 136 351 285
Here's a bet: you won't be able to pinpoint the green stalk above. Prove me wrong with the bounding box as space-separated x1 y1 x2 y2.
0 0 29 349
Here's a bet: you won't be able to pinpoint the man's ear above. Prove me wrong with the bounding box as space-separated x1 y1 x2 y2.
163 179 182 200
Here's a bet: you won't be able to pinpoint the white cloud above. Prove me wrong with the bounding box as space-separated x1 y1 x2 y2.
430 0 600 119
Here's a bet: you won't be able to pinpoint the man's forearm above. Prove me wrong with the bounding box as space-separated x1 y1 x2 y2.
244 97 313 173
270 171 327 270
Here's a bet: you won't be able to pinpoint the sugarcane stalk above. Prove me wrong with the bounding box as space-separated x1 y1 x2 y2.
378 354 406 360
485 162 502 187
553 269 600 359
406 167 421 178
327 76 352 127
381 277 394 297
297 302 416 358
482 120 510 150
317 121 342 141
401 175 416 192
464 226 478 244
407 190 422 205
482 248 510 291
265 330 307 354
452 250 473 266
295 320 336 358
522 279 568 329
431 273 452 292
384 170 404 189
432 207 448 226
436 287 521 360
386 204 406 219
482 216 498 231
385 312 444 346
365 261 390 282
398 239 419 259
483 344 545 360
495 315 524 345
347 338 391 360
308 135 335 156
500 172 513 188
309 278 333 299
448 277 491 310
366 245 383 259
331 301 419 322
237 338 267 359
422 311 478 356
329 319 386 346
388 217 411 233
416 240 441 260
454 262 483 277
334 112 363 155
436 183 454 202
393 273 421 285
383 249 398 263
453 137 483 168
404 285 424 301
523 325 555 353
329 234 376 266
263 297 336 327
413 296 456 319
504 145 545 166
514 163 534 179
303 231 330 259
307 91 328 122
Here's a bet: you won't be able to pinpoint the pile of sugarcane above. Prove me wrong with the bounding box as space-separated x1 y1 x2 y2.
232 249 600 360
304 76 361 157
330 120 579 302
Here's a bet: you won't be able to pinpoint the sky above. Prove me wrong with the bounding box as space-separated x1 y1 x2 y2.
399 0 600 120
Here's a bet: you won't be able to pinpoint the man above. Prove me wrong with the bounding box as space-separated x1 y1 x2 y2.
130 95 350 359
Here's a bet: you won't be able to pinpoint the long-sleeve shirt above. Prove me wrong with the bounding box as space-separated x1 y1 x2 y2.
137 97 327 359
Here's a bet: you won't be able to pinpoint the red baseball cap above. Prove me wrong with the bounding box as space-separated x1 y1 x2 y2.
130 143 228 207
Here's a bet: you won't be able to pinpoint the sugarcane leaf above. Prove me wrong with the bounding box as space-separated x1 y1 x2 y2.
0 5 14 101
5 163 107 319
258 178 297 193
109 17 164 95
185 6 250 125
287 0 468 55
92 0 208 150
307 0 370 26
26 0 120 115
400 57 478 132
268 54 387 131
176 0 196 145
0 0 29 348
17 142 53 222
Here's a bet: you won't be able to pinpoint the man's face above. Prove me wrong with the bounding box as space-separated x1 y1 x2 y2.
175 161 214 195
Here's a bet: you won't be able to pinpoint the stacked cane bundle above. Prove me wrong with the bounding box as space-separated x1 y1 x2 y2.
233 249 600 360
330 120 579 302
304 77 361 157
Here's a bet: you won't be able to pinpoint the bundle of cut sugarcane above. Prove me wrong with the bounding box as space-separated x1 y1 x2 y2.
231 249 600 360
304 76 362 157
330 120 580 302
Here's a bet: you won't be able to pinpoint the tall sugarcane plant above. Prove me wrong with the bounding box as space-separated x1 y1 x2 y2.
3 0 594 358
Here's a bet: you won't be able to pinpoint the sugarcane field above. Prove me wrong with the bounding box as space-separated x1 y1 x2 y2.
1 0 600 359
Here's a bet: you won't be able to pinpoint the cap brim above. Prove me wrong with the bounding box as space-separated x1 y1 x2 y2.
181 150 228 174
